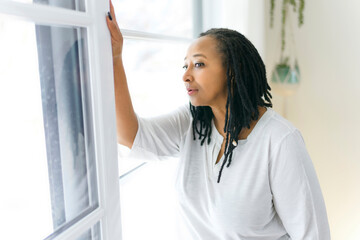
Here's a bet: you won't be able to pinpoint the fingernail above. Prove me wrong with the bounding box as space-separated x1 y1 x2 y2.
108 12 113 21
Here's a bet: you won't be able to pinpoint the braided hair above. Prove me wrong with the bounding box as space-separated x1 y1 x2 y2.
189 28 273 183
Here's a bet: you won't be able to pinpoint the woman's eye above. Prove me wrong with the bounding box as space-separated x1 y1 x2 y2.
183 63 203 70
194 62 204 67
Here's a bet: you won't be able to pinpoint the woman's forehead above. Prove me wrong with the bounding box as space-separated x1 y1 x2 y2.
185 36 219 58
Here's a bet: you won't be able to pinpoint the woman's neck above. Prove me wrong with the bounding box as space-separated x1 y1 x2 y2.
211 105 227 138
211 106 267 140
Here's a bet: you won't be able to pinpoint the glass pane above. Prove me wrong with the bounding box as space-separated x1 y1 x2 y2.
12 0 85 12
120 160 179 240
114 0 193 38
118 39 189 239
118 38 189 175
0 15 98 239
124 39 189 116
76 221 102 240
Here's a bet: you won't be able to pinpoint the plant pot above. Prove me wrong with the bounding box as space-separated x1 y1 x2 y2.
271 64 300 96
272 65 290 83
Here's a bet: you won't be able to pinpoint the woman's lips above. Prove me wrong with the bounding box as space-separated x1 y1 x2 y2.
187 89 198 95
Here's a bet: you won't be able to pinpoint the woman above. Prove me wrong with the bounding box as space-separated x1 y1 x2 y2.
106 2 330 239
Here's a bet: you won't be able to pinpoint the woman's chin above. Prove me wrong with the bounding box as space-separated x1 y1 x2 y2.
189 100 208 107
189 99 200 107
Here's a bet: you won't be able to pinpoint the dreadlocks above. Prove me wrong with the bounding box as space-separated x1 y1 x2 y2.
189 28 273 183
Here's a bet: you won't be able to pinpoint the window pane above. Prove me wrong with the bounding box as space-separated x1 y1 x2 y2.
120 160 179 240
11 0 85 12
76 221 102 240
114 0 193 38
0 15 98 239
118 39 189 239
118 38 189 175
123 39 189 117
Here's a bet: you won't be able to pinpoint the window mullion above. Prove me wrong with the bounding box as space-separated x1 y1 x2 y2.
122 29 192 43
47 207 105 240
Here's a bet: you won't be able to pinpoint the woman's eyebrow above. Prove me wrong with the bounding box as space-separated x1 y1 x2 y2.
184 53 207 60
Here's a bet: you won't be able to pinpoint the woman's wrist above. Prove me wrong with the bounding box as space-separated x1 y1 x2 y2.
113 54 122 64
113 54 122 66
112 46 123 61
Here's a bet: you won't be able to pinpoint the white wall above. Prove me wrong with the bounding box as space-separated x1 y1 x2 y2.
265 1 360 239
202 0 265 57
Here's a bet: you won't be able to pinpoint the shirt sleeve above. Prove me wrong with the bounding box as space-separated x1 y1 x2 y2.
128 104 191 160
269 129 331 240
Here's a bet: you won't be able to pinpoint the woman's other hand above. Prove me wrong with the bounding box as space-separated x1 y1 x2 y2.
106 0 123 60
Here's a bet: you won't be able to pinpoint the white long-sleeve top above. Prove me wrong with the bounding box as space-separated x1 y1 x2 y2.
129 105 331 240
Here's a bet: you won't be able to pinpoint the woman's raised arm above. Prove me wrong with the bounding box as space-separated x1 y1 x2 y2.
106 1 138 148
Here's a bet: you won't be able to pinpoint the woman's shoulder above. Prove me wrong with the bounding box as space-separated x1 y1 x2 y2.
145 103 190 121
261 108 300 143
162 103 192 131
169 103 192 122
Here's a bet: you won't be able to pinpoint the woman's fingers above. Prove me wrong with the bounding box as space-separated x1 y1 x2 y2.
106 13 115 33
107 0 120 40
109 0 116 21
107 16 122 39
107 11 113 21
106 2 123 58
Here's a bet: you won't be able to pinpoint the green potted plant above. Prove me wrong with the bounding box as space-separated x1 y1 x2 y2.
270 0 304 95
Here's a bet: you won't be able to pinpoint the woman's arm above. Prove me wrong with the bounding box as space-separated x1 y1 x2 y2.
270 130 331 239
106 1 138 148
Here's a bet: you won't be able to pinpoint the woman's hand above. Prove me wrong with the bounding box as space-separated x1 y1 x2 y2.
106 0 123 60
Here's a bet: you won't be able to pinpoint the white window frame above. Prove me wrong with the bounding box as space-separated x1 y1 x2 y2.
0 1 121 239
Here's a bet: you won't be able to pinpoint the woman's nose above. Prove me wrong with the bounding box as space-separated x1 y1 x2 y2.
182 69 193 83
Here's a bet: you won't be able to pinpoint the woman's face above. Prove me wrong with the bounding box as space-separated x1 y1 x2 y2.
183 36 227 108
